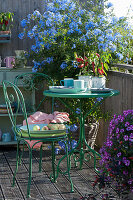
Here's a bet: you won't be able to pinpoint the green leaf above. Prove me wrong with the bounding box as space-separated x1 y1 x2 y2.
104 63 109 71
2 24 6 31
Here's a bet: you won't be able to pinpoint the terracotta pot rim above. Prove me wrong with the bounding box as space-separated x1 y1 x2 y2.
0 30 11 35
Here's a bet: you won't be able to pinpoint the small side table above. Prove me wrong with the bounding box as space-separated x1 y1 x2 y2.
43 89 119 173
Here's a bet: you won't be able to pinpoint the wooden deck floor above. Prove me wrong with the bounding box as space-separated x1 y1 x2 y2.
0 146 119 200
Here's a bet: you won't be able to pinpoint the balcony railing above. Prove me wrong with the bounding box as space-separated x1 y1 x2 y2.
96 64 133 148
111 63 133 73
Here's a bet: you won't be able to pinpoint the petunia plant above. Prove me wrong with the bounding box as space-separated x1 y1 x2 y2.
18 0 133 82
94 110 133 195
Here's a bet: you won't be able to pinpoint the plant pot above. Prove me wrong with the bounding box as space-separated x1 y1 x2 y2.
78 75 92 90
15 50 27 68
92 76 106 88
0 31 11 41
73 121 99 149
15 50 25 58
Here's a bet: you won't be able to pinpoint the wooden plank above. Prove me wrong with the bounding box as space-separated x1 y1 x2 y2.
33 150 99 199
53 154 95 196
33 150 82 200
0 150 25 200
1 147 120 199
4 149 45 200
21 150 64 200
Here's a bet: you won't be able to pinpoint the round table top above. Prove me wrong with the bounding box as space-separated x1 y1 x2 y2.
43 89 120 98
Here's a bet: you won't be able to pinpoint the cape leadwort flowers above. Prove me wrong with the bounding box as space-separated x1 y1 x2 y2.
94 110 133 194
18 0 133 81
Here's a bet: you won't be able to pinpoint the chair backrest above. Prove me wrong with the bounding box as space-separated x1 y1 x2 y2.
14 72 54 113
2 80 31 138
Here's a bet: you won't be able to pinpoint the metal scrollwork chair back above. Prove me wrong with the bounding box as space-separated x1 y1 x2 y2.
14 72 54 113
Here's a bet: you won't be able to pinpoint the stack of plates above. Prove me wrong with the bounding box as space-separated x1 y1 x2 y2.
90 88 113 93
49 86 86 94
49 86 113 94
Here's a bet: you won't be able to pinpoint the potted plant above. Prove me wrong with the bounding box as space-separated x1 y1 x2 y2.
94 110 133 199
0 11 14 40
14 50 27 68
75 52 110 89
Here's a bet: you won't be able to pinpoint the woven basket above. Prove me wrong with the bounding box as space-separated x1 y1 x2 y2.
72 121 99 149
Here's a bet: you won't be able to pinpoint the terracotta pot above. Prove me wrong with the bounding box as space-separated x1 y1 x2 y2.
0 31 11 40
0 31 10 35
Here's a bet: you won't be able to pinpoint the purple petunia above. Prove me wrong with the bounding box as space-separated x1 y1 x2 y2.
129 133 133 142
116 134 120 139
117 152 121 157
126 125 133 131
123 171 128 175
123 158 130 166
128 179 133 185
99 110 133 192
120 129 124 133
116 128 119 133
124 135 128 141
125 122 130 127
106 140 113 147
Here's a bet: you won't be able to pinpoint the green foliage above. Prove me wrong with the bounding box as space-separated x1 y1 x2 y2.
0 12 14 31
18 0 133 82
55 97 110 125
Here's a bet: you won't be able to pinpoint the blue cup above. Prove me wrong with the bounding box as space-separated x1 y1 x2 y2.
60 78 74 87
2 133 11 142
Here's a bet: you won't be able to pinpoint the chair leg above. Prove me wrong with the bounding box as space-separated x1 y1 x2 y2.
27 147 32 198
65 140 74 192
54 139 74 192
19 142 25 165
12 141 20 187
51 141 56 182
39 145 43 172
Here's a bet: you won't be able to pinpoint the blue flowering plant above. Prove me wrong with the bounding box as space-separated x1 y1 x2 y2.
18 0 133 82
94 110 133 194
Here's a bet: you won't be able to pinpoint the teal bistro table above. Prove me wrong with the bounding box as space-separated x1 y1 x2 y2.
43 89 119 174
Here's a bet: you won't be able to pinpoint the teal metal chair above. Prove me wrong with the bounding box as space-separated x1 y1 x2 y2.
2 80 73 198
14 72 54 113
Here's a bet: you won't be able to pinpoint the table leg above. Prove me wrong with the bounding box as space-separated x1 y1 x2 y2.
78 99 101 171
52 139 74 192
55 98 103 173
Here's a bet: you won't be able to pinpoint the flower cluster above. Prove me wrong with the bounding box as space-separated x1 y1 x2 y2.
47 124 78 154
96 110 133 193
18 0 133 82
75 52 110 76
58 124 78 152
